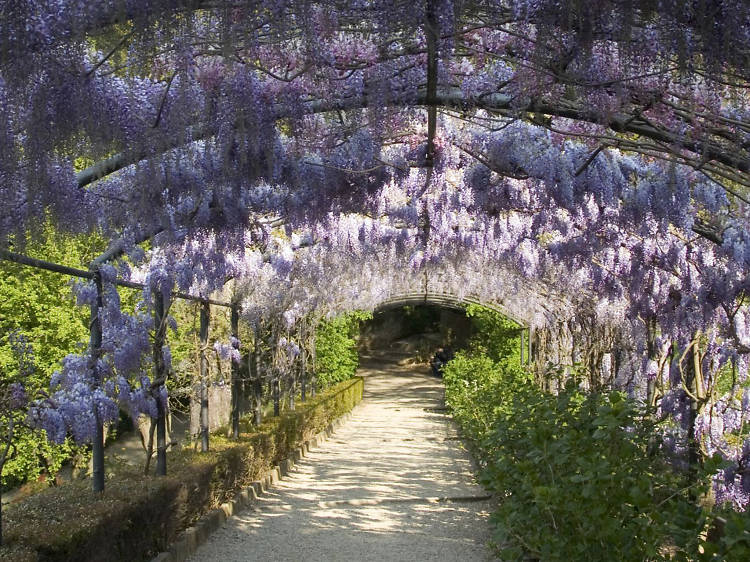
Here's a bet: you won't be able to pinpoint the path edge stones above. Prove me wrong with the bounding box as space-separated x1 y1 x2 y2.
150 407 359 562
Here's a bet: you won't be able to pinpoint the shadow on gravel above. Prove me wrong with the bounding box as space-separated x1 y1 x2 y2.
186 352 494 562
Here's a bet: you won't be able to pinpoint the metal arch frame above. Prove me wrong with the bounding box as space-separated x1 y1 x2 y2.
374 291 529 328
375 291 535 364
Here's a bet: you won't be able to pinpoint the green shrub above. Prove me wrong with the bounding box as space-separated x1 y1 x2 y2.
315 311 371 387
700 510 750 560
483 380 707 561
1 377 363 561
443 352 530 448
0 224 107 488
444 304 713 561
465 303 522 364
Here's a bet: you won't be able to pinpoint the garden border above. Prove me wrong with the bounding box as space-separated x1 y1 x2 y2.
0 377 364 562
150 407 358 562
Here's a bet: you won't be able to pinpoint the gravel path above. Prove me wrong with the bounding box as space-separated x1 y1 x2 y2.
187 361 495 561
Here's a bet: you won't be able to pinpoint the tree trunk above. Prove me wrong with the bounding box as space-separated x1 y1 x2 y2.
683 337 703 490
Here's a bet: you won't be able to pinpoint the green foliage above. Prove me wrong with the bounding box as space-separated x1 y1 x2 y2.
315 310 372 388
465 303 522 364
445 304 714 561
1 377 364 561
699 510 750 560
483 380 708 561
0 430 75 488
443 352 531 447
0 228 101 379
400 305 440 335
164 300 234 412
0 222 108 488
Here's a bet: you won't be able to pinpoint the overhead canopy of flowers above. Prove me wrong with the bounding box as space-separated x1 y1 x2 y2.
3 0 750 505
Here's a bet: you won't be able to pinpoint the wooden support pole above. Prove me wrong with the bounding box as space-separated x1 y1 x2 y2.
230 305 241 439
153 291 169 476
89 269 105 493
199 301 210 452
520 328 525 364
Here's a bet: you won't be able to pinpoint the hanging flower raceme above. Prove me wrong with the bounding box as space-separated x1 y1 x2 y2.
275 336 301 373
213 339 241 364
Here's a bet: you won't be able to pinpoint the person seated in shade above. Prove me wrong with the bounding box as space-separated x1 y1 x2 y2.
431 347 449 377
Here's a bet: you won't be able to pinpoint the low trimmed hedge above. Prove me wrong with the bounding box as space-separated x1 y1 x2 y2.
1 377 364 562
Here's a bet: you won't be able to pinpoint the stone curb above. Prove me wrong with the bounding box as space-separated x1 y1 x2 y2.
151 408 358 562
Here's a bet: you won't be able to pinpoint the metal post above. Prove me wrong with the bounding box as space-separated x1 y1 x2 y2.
288 338 296 411
153 291 169 476
289 368 296 411
520 328 525 364
250 326 263 426
199 301 210 452
646 317 657 407
273 377 280 416
89 269 105 493
230 305 241 439
300 344 307 402
310 329 317 398
528 327 533 365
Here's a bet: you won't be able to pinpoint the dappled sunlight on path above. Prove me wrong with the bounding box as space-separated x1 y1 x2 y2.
188 360 494 561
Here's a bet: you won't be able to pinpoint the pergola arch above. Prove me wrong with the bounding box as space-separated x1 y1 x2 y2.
75 87 750 200
2 0 750 507
374 291 528 327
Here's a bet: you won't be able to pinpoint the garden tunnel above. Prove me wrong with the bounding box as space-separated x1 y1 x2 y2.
371 292 532 362
1 3 750 555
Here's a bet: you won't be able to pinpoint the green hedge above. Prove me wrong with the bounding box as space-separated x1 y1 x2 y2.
315 311 371 387
481 380 708 561
444 351 741 561
1 377 364 562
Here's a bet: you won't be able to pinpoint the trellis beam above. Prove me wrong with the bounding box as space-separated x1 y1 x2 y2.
0 248 234 307
74 87 750 194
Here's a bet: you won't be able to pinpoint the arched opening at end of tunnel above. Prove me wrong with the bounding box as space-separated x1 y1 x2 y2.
358 304 472 374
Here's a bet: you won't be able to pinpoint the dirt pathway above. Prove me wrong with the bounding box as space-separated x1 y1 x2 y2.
187 361 495 561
